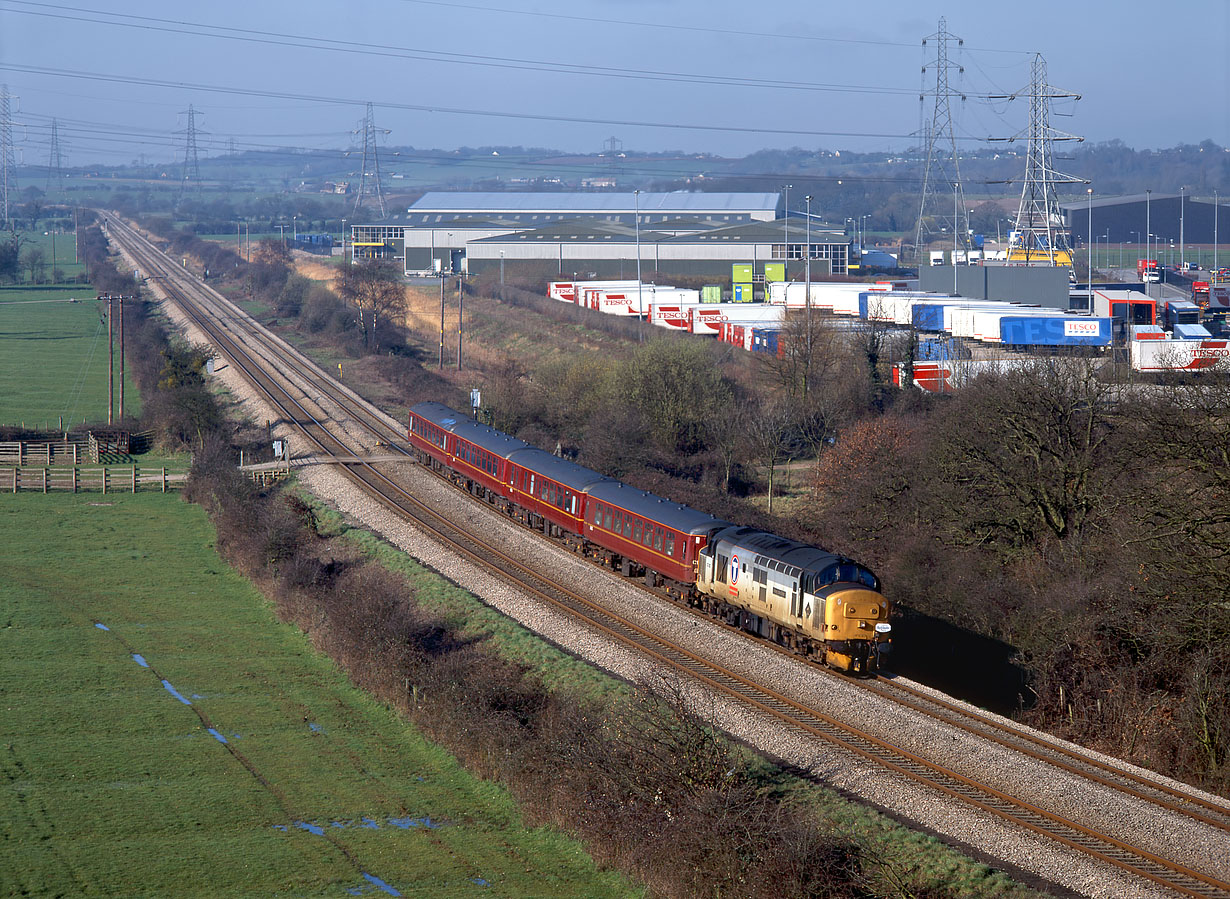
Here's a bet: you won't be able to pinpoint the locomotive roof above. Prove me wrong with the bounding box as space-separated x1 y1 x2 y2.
411 402 534 457
506 447 615 491
587 480 730 535
712 526 842 571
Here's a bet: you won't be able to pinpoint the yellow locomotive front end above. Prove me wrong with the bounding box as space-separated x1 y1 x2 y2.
817 587 892 674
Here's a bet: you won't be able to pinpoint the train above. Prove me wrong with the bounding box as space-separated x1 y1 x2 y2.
408 401 892 674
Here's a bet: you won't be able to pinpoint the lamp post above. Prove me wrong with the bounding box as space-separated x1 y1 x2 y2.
1087 187 1093 303
341 218 346 264
1179 186 1185 270
1145 189 1151 268
1215 189 1220 275
293 214 298 242
805 195 812 379
782 184 792 260
634 189 642 335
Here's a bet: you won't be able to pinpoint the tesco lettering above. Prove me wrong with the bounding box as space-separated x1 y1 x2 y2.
1064 320 1101 337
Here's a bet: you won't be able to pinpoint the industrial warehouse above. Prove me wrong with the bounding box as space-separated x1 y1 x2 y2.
349 191 853 279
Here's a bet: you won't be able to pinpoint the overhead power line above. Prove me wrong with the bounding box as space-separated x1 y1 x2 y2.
390 0 1034 54
0 62 993 144
3 2 922 97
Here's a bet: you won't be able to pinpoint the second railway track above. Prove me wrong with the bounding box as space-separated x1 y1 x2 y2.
103 212 1230 899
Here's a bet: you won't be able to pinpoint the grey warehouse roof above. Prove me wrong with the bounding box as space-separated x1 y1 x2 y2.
409 191 779 214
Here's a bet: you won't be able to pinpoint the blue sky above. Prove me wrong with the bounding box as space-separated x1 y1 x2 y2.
1 0 1227 166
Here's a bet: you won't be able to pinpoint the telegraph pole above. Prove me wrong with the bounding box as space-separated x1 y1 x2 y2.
99 294 134 424
107 296 113 425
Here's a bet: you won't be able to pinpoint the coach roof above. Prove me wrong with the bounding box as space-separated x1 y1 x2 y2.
586 480 730 535
411 402 533 458
507 448 615 492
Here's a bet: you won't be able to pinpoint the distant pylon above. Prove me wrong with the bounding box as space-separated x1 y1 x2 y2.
353 102 388 218
46 118 65 191
1 85 17 227
176 104 204 209
602 135 623 172
913 18 968 266
992 54 1085 265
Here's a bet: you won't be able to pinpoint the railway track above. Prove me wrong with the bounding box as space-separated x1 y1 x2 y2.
102 212 1230 899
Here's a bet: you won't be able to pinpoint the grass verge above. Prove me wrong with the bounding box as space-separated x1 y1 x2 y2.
0 491 639 898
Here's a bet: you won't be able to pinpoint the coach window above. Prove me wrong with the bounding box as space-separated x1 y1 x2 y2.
604 508 613 529
634 521 642 542
593 504 601 525
654 528 663 551
665 534 675 556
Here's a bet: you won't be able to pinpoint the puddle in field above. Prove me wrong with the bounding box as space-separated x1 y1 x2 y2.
132 654 148 668
94 622 110 631
308 722 324 733
388 816 441 830
160 680 191 705
207 729 228 744
362 873 401 896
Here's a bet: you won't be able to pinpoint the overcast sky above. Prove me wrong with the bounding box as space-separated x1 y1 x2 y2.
2 0 1227 167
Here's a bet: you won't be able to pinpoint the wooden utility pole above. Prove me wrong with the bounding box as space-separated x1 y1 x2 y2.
457 276 463 371
118 295 125 420
107 295 113 425
99 294 134 424
439 273 445 369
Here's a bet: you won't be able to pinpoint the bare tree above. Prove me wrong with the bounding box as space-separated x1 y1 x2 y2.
21 246 46 283
747 398 795 513
335 259 406 351
931 357 1125 552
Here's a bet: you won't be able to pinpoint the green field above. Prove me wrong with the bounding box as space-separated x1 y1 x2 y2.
0 287 140 427
16 229 87 284
0 492 637 898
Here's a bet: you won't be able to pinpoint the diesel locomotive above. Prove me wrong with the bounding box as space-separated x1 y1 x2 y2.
408 401 891 674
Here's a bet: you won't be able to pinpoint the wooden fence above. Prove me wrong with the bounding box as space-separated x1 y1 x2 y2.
0 441 88 466
2 466 183 494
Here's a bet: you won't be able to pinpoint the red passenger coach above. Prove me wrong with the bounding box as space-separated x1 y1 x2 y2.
584 480 729 591
505 448 614 541
409 401 533 501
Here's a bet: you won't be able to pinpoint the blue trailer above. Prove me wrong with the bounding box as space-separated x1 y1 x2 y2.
999 316 1112 347
750 328 781 356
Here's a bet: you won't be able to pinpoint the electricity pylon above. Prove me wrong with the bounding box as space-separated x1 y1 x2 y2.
991 54 1085 266
175 104 204 209
1 85 17 227
353 102 389 218
913 18 968 266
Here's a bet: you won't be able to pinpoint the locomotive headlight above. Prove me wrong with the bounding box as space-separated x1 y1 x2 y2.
875 623 892 634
